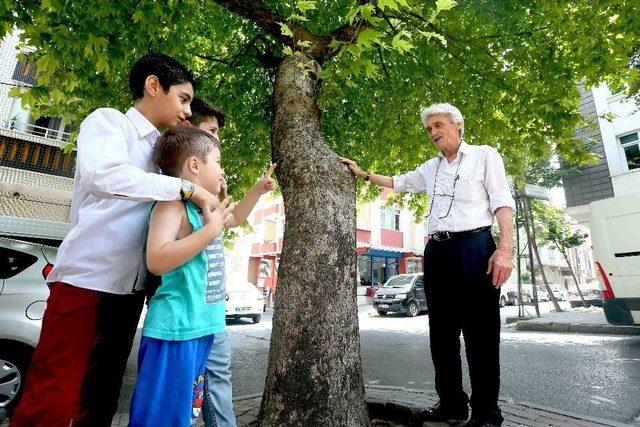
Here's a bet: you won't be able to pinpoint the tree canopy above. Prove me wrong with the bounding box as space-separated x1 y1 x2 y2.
2 0 639 195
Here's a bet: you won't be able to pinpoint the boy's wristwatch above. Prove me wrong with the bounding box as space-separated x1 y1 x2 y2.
180 179 195 201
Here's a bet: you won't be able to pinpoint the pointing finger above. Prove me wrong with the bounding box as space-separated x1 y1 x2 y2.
263 163 277 178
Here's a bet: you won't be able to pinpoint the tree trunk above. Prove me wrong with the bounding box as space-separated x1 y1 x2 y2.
559 248 588 307
257 55 370 426
524 197 562 312
520 196 540 317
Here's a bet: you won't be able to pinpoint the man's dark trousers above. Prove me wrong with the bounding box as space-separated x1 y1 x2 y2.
423 229 501 419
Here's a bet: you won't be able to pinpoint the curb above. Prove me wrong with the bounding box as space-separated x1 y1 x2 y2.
515 321 640 335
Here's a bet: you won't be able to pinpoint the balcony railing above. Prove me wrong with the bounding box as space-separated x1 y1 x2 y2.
1 118 71 143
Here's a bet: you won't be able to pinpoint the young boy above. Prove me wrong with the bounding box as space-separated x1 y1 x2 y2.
185 98 276 427
129 126 233 426
10 53 220 427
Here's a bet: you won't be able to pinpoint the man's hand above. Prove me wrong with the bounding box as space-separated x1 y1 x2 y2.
487 246 513 288
201 196 235 230
190 184 221 214
338 157 366 179
254 163 277 195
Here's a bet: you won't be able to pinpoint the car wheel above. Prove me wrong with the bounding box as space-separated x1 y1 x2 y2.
499 296 506 308
406 301 419 318
377 311 387 316
0 346 33 416
252 314 261 324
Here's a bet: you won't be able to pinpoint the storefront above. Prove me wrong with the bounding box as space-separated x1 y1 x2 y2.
357 249 403 287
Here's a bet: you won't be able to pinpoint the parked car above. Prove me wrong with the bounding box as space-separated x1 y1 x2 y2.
568 285 603 308
535 285 550 302
590 193 640 325
225 281 264 323
373 273 427 317
0 238 57 415
499 283 518 307
548 284 568 301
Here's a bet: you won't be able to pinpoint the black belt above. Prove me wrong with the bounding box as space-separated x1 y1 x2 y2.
428 226 491 242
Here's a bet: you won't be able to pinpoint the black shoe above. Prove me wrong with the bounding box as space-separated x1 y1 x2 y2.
417 401 469 423
460 413 504 427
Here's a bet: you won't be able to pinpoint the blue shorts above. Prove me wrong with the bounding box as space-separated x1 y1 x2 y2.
129 334 215 426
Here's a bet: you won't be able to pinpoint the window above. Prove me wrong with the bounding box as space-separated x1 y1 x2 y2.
380 206 400 231
406 259 422 274
263 219 276 242
0 247 38 279
259 259 272 278
619 132 640 171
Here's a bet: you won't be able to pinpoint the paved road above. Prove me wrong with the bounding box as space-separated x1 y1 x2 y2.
118 303 640 424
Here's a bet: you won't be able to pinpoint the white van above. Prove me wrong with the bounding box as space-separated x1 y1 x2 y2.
589 193 640 325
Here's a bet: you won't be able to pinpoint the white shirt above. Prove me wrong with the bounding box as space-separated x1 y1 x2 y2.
47 107 181 294
393 140 515 235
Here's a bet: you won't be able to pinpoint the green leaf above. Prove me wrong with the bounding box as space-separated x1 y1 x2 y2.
357 28 383 47
435 0 456 12
283 46 294 56
377 0 398 11
297 0 316 13
328 39 342 50
132 10 144 23
297 40 312 48
288 13 309 22
391 32 415 53
345 6 361 24
278 22 294 37
419 30 447 46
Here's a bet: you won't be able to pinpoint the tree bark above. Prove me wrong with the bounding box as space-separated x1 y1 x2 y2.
257 55 370 426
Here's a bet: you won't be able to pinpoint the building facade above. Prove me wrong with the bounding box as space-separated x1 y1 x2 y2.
563 84 640 225
228 188 430 297
0 32 74 242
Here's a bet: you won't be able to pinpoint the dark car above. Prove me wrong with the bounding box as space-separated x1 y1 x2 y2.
373 273 427 317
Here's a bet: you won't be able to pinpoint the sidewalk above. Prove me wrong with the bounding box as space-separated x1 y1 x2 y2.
105 386 626 426
514 306 640 335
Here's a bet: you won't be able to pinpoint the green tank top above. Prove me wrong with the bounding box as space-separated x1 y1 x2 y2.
143 201 226 341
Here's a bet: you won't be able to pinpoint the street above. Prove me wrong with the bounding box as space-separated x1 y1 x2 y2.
118 303 640 424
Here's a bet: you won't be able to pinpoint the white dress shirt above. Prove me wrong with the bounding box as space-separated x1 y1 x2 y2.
393 140 515 235
47 107 182 294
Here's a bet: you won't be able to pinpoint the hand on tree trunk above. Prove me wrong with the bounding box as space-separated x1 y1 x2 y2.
338 156 366 179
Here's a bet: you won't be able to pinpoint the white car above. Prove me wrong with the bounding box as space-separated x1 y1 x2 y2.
568 285 603 308
0 238 57 415
548 284 568 301
225 282 264 324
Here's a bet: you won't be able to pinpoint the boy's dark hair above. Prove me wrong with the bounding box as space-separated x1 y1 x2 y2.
190 98 226 128
154 126 220 177
129 53 196 100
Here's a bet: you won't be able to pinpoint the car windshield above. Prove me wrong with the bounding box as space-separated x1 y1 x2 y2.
381 275 414 288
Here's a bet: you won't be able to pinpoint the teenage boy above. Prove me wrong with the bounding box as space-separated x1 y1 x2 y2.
185 98 276 427
11 53 220 427
129 126 233 426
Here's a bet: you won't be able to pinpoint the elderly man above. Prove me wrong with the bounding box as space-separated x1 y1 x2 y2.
340 103 514 427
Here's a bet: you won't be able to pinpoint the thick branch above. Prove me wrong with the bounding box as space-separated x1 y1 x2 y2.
209 0 372 63
209 0 331 61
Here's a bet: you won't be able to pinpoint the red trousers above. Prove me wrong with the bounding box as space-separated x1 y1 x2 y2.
10 282 144 427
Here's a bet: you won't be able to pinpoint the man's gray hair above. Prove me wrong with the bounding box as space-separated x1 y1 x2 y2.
421 103 464 136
